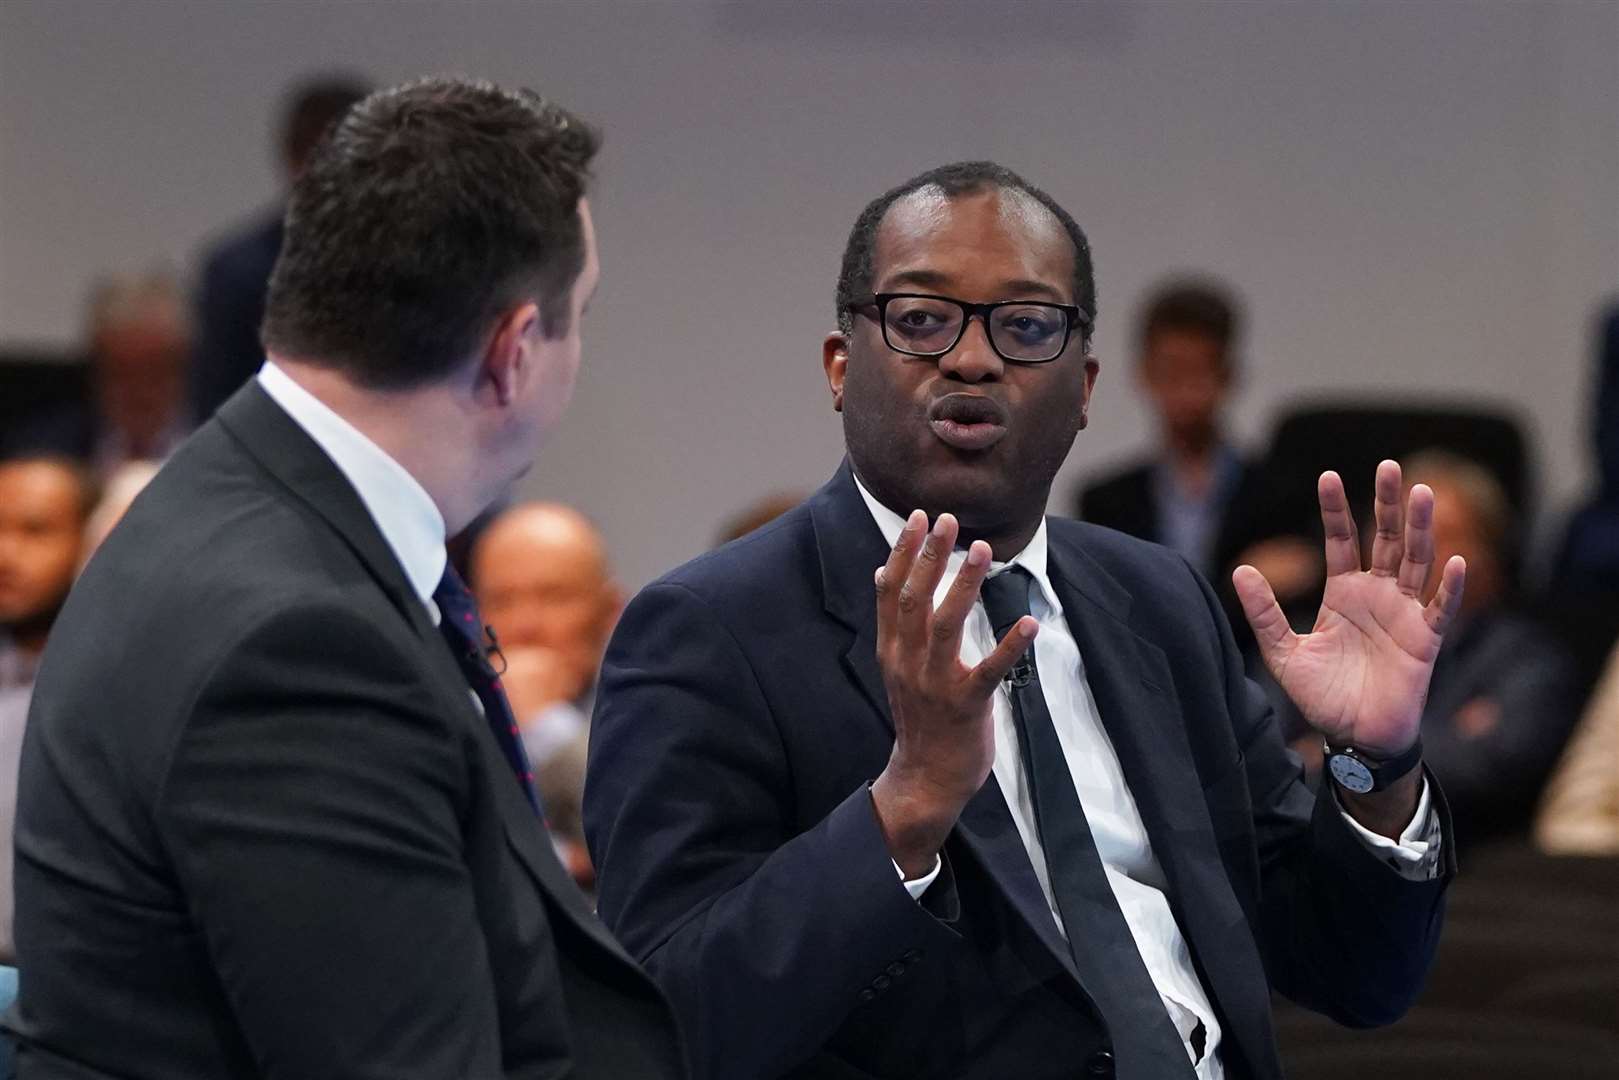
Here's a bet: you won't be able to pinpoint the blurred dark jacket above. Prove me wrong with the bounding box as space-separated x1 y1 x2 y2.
1421 612 1582 847
189 210 284 424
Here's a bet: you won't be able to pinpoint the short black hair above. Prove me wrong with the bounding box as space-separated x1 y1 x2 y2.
262 76 600 390
1136 276 1242 372
835 161 1095 336
280 74 372 172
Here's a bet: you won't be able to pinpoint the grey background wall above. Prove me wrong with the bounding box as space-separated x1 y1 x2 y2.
2 0 1615 588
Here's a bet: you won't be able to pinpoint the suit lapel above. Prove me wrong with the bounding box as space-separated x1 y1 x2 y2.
1046 535 1274 1067
809 464 1081 983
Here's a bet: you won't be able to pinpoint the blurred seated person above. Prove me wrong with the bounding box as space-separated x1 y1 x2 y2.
1288 451 1580 847
715 490 804 546
1548 300 1619 595
470 502 623 887
0 455 94 964
14 275 191 475
1535 640 1619 855
1075 275 1262 582
190 75 371 423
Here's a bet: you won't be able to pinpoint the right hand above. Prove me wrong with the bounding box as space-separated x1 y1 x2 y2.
869 510 1039 877
498 646 578 722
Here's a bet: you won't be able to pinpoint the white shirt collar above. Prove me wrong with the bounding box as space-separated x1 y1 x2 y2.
851 471 1060 614
257 361 447 610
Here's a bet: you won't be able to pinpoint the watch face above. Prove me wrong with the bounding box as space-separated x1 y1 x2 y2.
1329 753 1376 794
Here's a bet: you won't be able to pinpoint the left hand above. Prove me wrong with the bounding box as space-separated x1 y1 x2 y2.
1233 460 1466 757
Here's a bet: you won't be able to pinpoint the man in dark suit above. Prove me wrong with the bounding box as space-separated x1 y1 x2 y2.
188 76 370 425
586 162 1464 1080
1075 277 1259 585
10 77 683 1079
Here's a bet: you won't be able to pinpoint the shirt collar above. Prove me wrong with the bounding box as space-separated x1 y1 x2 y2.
257 361 447 610
851 471 1060 615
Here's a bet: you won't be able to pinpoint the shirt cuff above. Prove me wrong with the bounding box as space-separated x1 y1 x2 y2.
893 855 943 899
1338 775 1443 881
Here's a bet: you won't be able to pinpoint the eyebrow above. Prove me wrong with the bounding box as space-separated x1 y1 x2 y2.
880 269 1068 303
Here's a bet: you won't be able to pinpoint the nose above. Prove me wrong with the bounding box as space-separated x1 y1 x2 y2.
935 315 1004 384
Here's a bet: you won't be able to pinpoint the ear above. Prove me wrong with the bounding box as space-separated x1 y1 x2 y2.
822 332 850 413
483 302 541 406
1078 354 1101 430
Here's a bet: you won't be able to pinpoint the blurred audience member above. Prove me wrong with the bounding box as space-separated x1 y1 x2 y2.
189 75 371 423
80 459 161 565
715 491 804 546
1549 301 1619 594
82 274 191 473
1075 275 1261 582
1536 640 1619 855
470 502 623 887
0 456 94 963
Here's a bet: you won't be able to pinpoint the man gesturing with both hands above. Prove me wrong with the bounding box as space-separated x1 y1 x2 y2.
587 161 1460 1080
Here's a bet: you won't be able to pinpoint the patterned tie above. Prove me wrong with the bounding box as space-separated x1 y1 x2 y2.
433 565 544 817
979 566 1193 1079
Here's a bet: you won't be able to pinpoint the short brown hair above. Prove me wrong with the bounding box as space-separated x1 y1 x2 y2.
1136 276 1242 374
262 76 600 390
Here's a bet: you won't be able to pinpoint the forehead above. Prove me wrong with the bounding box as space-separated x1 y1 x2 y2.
871 186 1075 303
0 463 82 518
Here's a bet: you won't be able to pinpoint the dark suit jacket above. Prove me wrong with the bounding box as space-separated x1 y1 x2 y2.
190 211 284 424
9 386 684 1079
586 463 1454 1080
1074 454 1262 586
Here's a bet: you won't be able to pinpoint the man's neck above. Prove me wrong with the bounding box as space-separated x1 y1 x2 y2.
269 356 492 534
854 467 1044 563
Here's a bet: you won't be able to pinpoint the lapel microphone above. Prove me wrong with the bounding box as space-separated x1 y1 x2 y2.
1005 651 1036 689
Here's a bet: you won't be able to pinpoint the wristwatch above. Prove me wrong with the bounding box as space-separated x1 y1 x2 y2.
1324 738 1423 794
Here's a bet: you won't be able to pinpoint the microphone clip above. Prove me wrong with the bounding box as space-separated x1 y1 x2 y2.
1005 653 1036 689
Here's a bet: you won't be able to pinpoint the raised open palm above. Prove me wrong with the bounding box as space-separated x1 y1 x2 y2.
1233 461 1467 757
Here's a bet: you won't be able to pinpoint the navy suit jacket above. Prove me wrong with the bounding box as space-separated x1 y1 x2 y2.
586 463 1455 1080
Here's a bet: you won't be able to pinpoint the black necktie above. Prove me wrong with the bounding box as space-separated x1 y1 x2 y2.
979 566 1193 1079
433 566 543 817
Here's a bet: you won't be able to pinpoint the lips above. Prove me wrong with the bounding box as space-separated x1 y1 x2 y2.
928 394 1009 452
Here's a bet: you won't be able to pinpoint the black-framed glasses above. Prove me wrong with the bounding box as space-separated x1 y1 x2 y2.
847 292 1091 364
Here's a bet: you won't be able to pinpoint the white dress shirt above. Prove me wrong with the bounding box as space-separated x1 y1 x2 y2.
855 477 1441 1078
257 362 447 617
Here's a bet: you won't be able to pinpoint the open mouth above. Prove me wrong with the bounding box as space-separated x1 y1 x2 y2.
927 393 1009 452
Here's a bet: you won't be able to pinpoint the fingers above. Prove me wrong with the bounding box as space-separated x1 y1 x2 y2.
929 540 992 667
1232 563 1299 673
1369 459 1405 577
1398 482 1436 597
1423 555 1468 635
969 615 1039 692
874 510 926 652
1317 471 1362 577
897 514 959 653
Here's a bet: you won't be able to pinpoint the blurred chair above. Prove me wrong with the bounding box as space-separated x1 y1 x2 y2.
1221 399 1532 576
1284 1038 1618 1079
0 350 87 460
1495 966 1619 1032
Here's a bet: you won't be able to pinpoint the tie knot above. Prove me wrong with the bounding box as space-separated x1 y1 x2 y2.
980 564 1034 639
434 565 483 640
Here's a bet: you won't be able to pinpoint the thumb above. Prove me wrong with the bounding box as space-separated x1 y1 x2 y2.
1233 564 1298 676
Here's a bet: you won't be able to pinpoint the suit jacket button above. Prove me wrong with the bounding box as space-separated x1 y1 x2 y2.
858 988 877 1003
886 962 905 977
872 975 891 991
903 949 922 963
1085 1049 1114 1077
